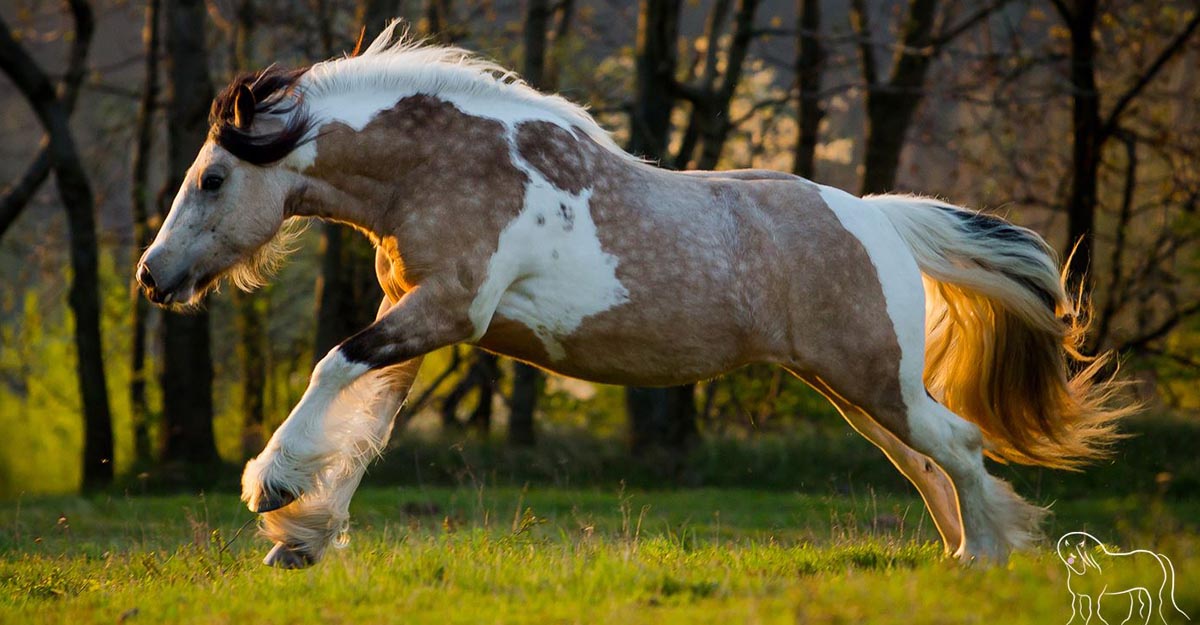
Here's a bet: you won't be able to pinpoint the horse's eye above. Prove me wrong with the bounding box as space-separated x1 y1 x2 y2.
201 174 224 192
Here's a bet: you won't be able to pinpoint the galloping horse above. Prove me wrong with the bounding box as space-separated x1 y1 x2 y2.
137 23 1136 568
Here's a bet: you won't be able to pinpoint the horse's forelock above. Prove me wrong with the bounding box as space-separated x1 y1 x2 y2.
209 66 313 165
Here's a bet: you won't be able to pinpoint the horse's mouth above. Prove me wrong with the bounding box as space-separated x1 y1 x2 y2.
142 275 205 309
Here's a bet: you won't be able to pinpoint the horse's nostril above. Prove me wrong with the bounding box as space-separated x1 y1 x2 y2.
136 263 156 290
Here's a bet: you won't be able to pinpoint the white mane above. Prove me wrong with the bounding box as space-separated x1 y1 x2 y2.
295 21 636 162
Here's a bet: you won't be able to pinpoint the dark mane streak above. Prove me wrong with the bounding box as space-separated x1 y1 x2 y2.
209 66 314 165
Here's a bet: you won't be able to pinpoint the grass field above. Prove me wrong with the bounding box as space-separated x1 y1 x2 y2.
1 481 1197 624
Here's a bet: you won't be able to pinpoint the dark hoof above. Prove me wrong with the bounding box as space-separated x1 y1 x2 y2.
252 486 298 513
263 543 315 569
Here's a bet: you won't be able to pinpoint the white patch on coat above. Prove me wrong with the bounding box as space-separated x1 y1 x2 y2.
815 184 926 407
467 147 629 359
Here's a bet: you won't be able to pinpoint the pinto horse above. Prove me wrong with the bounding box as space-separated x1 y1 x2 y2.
137 23 1135 568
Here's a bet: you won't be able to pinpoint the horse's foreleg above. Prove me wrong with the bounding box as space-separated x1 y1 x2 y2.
240 349 374 514
255 358 421 568
1070 590 1089 623
243 283 474 515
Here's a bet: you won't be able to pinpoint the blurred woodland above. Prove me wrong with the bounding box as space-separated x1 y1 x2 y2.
1 0 1198 496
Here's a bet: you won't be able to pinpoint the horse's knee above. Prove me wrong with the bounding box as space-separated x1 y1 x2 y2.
312 348 370 387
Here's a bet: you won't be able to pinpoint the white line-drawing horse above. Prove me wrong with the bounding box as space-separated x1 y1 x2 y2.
1058 532 1190 624
136 22 1138 568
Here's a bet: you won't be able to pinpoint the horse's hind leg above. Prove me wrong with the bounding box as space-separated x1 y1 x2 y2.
900 391 1048 560
792 359 1044 560
792 373 962 552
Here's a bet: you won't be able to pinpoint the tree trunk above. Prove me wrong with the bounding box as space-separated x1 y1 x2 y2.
0 0 88 240
61 125 114 488
357 0 402 37
0 0 115 489
235 293 268 457
1053 0 1200 296
543 0 574 89
424 0 454 42
692 0 760 170
226 0 271 457
624 0 697 460
440 351 499 436
523 0 550 88
857 0 939 195
312 1 389 361
630 0 681 161
792 0 823 179
313 227 380 360
467 353 497 435
508 362 540 446
130 0 162 465
860 90 926 194
626 385 698 454
160 0 218 466
1062 0 1100 287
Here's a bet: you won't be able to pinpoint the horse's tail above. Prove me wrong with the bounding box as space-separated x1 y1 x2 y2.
1158 552 1190 621
870 195 1139 469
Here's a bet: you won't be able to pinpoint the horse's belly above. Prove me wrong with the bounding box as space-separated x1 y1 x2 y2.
478 295 754 386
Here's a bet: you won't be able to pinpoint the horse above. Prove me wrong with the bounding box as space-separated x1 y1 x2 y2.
136 22 1137 569
1058 532 1189 624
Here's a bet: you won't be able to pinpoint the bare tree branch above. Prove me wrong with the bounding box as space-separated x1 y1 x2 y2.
1100 10 1200 138
0 143 52 236
932 0 1011 50
1092 131 1137 350
397 348 463 422
1116 300 1200 353
0 0 113 486
1049 0 1072 23
0 0 94 240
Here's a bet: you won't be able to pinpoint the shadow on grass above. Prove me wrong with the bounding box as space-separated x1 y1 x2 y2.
369 414 1200 501
108 414 1200 506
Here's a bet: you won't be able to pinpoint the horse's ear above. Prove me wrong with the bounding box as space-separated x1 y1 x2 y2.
233 84 255 129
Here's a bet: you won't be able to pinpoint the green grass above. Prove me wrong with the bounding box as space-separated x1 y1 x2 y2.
1 485 1197 624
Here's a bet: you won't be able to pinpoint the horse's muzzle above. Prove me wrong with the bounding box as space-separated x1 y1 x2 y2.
263 543 316 569
136 262 172 305
136 259 195 306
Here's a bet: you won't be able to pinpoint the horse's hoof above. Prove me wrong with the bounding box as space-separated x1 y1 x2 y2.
251 486 298 513
263 543 315 569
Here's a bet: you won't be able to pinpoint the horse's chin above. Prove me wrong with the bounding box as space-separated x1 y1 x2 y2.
156 287 203 312
151 274 220 312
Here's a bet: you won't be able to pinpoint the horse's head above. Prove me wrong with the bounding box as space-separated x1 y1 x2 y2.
137 68 310 308
1057 532 1103 575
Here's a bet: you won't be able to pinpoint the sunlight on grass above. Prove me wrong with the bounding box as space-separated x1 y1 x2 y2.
0 486 1196 624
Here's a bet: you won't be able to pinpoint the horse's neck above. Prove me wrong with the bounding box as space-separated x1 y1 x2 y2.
293 93 540 272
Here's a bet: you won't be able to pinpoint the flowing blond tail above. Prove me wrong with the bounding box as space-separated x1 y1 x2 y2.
870 195 1140 469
